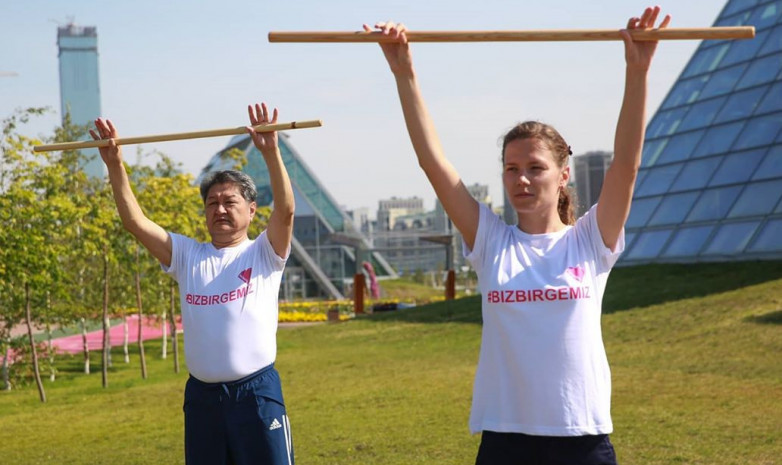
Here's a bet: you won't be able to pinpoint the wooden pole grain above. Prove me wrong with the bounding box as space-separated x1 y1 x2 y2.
268 27 755 43
34 120 323 152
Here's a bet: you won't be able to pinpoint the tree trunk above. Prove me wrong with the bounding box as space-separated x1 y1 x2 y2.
45 321 55 382
161 287 167 360
25 283 46 403
2 343 11 391
122 310 129 364
79 266 90 375
101 250 110 388
81 317 90 374
45 292 55 382
135 247 148 380
169 284 180 374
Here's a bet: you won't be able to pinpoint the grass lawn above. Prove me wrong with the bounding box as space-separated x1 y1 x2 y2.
1 261 780 464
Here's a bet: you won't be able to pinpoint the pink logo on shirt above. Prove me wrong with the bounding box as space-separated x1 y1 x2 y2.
238 268 252 284
566 265 585 282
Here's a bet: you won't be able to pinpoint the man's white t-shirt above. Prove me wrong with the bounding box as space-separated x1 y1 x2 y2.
464 203 623 436
163 231 288 383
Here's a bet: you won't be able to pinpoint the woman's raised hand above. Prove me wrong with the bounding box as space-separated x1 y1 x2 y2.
621 6 671 71
363 21 414 76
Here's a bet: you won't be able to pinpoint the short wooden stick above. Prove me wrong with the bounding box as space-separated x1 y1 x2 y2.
268 27 755 43
33 119 323 152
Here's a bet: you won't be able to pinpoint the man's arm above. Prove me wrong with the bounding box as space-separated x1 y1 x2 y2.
245 104 294 259
91 118 173 266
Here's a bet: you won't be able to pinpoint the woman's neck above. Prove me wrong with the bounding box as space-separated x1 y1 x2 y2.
516 211 567 235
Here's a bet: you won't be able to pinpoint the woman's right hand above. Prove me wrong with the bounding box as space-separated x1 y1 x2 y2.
363 21 414 76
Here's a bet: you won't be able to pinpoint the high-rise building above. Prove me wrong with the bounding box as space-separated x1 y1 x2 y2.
57 23 103 178
621 0 782 263
573 151 613 217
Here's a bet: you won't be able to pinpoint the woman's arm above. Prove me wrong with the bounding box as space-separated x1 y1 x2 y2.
597 6 671 251
368 21 480 250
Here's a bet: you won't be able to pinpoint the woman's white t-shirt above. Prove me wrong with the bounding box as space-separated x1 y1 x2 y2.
464 203 623 436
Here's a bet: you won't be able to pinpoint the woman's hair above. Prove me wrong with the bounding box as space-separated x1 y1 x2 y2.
199 170 258 204
501 121 576 225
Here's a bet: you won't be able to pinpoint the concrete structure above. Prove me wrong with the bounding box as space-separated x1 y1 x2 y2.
376 196 425 231
57 23 103 178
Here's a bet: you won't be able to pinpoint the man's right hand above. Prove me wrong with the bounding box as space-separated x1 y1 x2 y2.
89 118 123 167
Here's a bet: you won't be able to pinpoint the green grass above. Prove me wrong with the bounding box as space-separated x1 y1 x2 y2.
1 261 780 464
377 277 450 301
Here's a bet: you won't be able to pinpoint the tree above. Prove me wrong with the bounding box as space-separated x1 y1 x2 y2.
0 108 84 400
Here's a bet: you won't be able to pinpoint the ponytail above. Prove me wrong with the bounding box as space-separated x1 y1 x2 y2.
558 186 576 226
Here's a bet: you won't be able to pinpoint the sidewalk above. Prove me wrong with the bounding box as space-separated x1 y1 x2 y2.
48 315 182 355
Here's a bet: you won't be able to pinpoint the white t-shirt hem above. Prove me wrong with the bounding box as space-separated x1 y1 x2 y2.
470 421 614 437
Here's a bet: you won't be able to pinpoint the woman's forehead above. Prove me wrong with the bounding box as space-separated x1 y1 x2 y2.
504 138 555 162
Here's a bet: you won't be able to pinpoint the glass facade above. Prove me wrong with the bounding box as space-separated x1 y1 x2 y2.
621 0 782 263
57 24 103 178
198 134 397 299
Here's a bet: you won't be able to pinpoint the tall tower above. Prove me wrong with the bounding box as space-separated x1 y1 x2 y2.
57 23 104 178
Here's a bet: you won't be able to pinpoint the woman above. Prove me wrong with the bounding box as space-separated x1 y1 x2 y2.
367 6 670 464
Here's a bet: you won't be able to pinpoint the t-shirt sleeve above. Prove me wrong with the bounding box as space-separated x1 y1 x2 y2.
463 203 503 273
161 232 195 280
256 230 288 272
576 204 625 273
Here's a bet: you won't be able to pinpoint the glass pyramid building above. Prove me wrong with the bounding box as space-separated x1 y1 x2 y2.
198 133 396 300
621 0 782 264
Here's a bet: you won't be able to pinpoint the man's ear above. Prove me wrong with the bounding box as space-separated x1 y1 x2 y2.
249 201 257 217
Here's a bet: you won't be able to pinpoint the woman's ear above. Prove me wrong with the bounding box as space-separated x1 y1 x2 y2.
560 165 570 187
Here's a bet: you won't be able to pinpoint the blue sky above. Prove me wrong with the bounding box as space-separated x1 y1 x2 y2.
1 0 728 214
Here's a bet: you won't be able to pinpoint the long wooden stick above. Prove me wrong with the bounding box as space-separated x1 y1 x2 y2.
34 120 323 152
268 27 755 43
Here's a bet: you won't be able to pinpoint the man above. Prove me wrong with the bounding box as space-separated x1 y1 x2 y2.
91 102 295 465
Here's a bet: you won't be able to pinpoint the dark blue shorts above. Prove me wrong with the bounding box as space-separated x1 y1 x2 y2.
183 364 294 465
475 431 618 465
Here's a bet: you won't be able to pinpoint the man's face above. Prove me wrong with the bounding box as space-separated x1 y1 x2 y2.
204 182 256 242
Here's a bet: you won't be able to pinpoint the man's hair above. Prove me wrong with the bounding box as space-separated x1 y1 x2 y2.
199 170 258 203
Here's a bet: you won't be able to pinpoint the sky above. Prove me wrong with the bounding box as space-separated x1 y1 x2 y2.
1 0 729 216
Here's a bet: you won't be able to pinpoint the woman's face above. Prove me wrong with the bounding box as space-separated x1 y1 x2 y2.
502 138 569 218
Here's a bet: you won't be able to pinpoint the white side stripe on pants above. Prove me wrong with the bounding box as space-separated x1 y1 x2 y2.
283 414 292 465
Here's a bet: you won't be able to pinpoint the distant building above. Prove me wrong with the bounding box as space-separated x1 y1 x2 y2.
621 0 782 263
371 184 493 274
467 183 492 209
57 23 103 178
376 197 425 231
573 151 613 217
348 207 372 235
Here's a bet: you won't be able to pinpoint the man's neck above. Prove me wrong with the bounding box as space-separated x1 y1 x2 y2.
211 234 248 249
